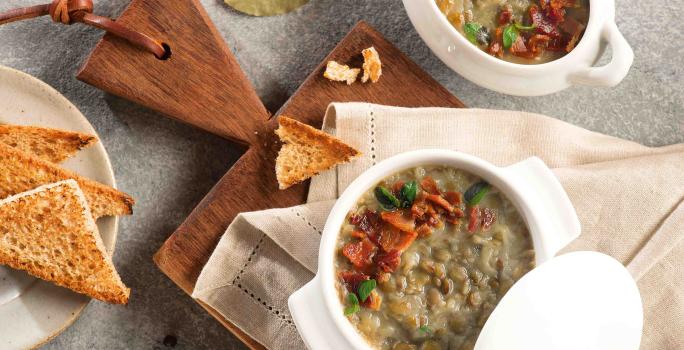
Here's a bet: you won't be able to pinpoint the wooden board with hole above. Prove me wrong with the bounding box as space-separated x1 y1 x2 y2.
78 3 464 347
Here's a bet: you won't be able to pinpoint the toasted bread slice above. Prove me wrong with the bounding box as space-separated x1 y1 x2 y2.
323 61 361 85
0 143 134 219
361 47 382 83
0 180 130 304
0 124 98 163
275 116 361 190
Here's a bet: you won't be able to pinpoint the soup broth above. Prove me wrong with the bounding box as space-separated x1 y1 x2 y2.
334 166 535 350
436 0 589 64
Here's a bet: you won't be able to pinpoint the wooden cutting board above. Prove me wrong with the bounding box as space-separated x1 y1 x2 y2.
154 23 465 349
78 3 465 347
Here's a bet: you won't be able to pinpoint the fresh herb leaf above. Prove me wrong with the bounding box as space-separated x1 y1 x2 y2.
514 23 536 31
464 22 482 45
358 279 377 302
375 186 400 210
464 181 491 206
503 24 518 49
399 181 418 208
344 293 360 315
419 325 432 334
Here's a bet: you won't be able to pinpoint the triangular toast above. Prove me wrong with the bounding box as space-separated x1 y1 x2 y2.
275 116 361 190
0 180 130 304
0 124 98 163
0 143 134 219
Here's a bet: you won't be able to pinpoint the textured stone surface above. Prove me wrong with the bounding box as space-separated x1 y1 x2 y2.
0 0 681 349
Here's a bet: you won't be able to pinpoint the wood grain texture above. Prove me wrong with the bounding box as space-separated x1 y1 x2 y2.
77 2 464 347
77 0 268 146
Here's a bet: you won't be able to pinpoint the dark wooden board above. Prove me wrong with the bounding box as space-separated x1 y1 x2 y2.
78 3 464 347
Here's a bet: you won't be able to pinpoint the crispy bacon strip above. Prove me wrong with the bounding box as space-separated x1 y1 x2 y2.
426 194 454 212
381 211 416 232
420 176 440 195
376 250 401 273
339 271 370 292
444 192 462 206
342 238 377 269
467 206 480 234
350 210 382 236
362 290 382 310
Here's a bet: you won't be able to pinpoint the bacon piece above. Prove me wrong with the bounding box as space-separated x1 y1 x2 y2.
342 238 378 269
528 34 551 56
339 271 370 292
350 210 382 236
510 36 534 58
362 290 382 310
444 192 462 206
391 181 405 193
376 227 418 253
467 206 480 234
498 5 513 25
381 211 416 232
376 250 401 273
351 230 366 239
420 176 440 195
426 194 454 212
446 208 464 224
488 41 503 58
481 208 496 231
530 5 560 38
416 223 433 237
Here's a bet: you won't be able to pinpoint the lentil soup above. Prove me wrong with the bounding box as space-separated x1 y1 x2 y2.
335 166 535 350
435 0 589 64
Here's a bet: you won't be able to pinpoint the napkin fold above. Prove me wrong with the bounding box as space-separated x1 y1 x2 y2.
193 103 684 350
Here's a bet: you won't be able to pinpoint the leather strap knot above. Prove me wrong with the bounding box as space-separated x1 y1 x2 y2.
49 0 93 25
0 0 167 59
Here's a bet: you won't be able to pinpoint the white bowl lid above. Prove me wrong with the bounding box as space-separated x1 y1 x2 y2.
476 251 643 350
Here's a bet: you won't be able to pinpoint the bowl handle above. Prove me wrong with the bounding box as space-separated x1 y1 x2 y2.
289 277 352 350
569 20 634 87
504 157 581 262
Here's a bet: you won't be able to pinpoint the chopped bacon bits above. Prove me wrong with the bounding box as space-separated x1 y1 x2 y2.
362 290 382 310
426 194 454 212
467 206 480 234
339 271 370 292
376 250 401 273
420 176 440 195
350 210 382 236
416 223 433 237
498 5 513 25
381 211 416 232
351 230 366 239
444 192 462 206
342 238 377 269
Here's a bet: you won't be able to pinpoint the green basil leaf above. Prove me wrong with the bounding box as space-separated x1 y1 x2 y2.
419 325 432 334
375 186 400 210
464 22 482 45
514 23 536 31
464 181 491 206
503 24 518 49
399 181 418 208
358 279 377 302
344 293 360 315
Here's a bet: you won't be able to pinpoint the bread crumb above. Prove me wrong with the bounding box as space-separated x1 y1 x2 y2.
323 61 360 85
361 47 382 83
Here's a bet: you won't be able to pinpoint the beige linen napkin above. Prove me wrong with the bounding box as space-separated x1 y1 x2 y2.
193 103 684 350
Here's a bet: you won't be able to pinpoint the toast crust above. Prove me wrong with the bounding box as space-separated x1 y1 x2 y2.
0 143 134 218
275 116 361 189
0 180 130 304
0 124 98 163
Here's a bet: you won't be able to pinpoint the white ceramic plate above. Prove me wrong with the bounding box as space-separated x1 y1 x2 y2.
0 65 118 349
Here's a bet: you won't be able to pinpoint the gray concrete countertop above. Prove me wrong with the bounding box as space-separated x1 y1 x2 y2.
0 0 681 349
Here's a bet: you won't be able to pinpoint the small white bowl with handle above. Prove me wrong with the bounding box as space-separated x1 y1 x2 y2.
402 0 634 96
288 149 642 349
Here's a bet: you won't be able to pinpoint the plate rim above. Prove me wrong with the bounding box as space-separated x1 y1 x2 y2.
0 64 119 349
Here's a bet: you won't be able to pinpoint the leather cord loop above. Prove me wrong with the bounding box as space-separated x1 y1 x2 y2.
0 0 167 59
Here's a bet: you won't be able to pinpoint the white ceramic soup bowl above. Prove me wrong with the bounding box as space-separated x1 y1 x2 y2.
289 149 582 349
402 0 634 96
